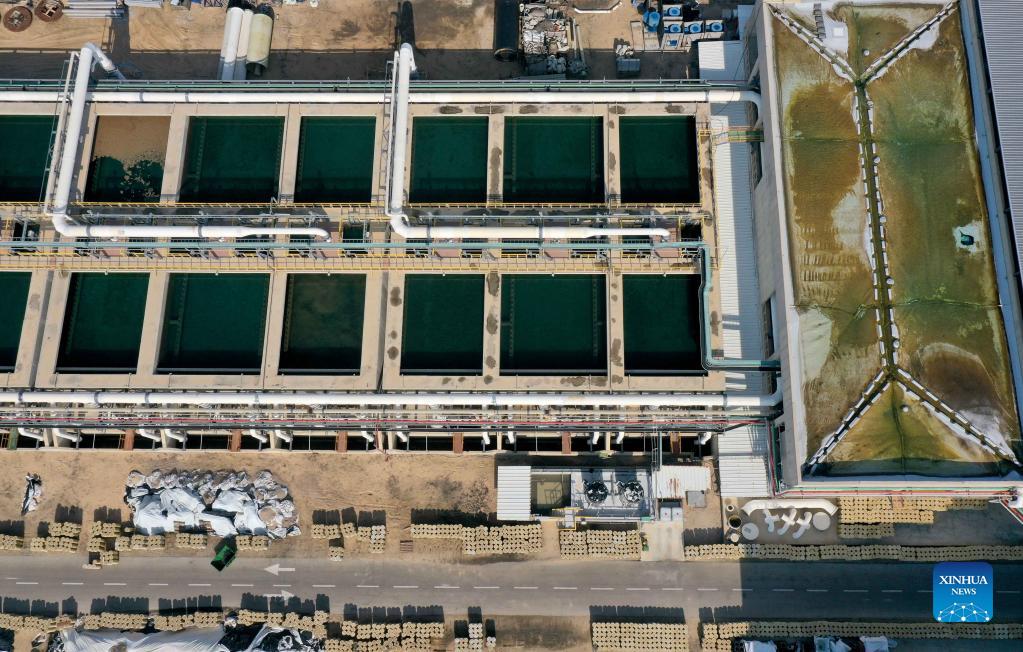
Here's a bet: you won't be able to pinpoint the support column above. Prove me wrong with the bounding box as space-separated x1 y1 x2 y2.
123 429 135 451
561 432 571 454
380 272 405 387
230 429 242 452
278 106 303 204
337 431 348 453
487 114 505 203
35 271 71 386
605 431 612 452
606 107 621 206
371 107 387 204
387 431 396 450
12 270 53 389
483 271 501 381
136 272 170 378
262 271 288 380
608 270 626 387
453 433 464 455
74 109 100 201
160 107 193 202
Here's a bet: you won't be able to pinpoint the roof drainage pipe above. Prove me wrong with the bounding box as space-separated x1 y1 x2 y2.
47 45 329 241
0 388 780 409
384 43 669 241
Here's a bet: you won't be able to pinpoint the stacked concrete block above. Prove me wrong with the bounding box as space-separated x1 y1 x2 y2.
99 549 120 565
87 537 108 552
369 525 387 553
342 522 358 538
172 532 209 549
0 534 24 551
560 529 641 559
236 535 271 551
98 612 148 630
412 523 542 555
28 536 78 553
684 543 1023 562
592 622 688 651
91 522 123 537
114 535 132 551
838 497 935 524
837 523 895 539
312 524 343 540
50 522 83 538
329 543 345 561
129 534 166 550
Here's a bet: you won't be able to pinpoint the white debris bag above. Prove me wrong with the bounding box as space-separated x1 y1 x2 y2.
21 474 42 515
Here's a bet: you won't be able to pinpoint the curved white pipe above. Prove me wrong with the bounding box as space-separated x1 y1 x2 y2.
82 43 125 81
360 430 375 442
18 427 45 441
591 430 602 445
273 428 292 443
383 44 674 241
615 430 625 445
47 45 329 241
0 387 781 409
162 428 186 442
136 427 161 442
505 430 516 443
247 428 268 443
481 431 491 446
51 427 80 443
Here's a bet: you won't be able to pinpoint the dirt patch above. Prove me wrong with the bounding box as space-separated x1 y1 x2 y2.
488 615 592 651
0 450 495 560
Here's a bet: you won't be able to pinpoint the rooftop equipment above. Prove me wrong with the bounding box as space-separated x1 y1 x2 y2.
246 4 275 78
494 0 519 62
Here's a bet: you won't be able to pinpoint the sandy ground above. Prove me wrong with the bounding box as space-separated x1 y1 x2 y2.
0 1 697 80
0 450 498 561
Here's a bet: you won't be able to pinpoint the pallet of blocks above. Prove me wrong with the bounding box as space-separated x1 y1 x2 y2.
172 532 209 549
312 523 342 540
592 621 688 651
0 534 24 551
50 522 83 538
99 549 120 566
236 535 270 551
837 523 894 539
369 525 386 553
329 541 345 561
28 536 78 553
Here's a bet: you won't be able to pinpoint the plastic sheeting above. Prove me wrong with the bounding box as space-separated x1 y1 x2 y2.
58 627 228 652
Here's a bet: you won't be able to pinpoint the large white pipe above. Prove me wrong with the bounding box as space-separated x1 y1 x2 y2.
234 9 254 82
384 44 672 241
0 387 781 409
18 427 45 441
0 89 760 107
162 428 186 442
136 428 161 442
273 428 292 443
51 427 80 443
220 7 245 81
47 45 329 241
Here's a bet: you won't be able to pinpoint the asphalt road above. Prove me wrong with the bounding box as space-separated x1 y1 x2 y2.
1 556 1021 622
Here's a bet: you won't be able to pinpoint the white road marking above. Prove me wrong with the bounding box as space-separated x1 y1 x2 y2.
272 584 292 588
62 582 84 586
997 590 1021 594
231 584 254 588
393 585 418 589
514 586 538 590
732 588 753 592
356 584 379 589
552 587 577 591
312 584 336 588
772 588 794 593
103 582 126 586
806 589 828 593
696 587 718 592
843 589 868 593
916 590 933 594
148 583 168 587
15 582 38 586
880 589 902 593
188 583 211 587
590 587 614 591
625 587 650 591
473 586 499 590
434 585 459 590
661 587 684 592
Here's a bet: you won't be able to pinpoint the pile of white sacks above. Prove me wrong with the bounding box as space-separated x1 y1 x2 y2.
124 469 300 539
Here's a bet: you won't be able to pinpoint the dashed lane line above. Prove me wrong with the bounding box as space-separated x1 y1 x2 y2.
625 588 650 592
188 583 212 588
997 590 1021 594
661 587 684 592
15 582 38 586
103 582 126 586
272 584 292 588
393 586 418 590
696 588 718 592
552 587 577 591
473 586 499 590
312 584 336 589
148 583 168 587
590 587 614 591
772 589 794 593
843 589 868 593
356 585 379 589
513 586 538 590
434 585 459 590
806 589 828 593
880 589 902 594
231 584 254 588
62 582 84 586
732 588 753 593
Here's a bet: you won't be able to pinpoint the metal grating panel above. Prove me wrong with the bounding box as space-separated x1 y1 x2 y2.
698 41 747 81
717 425 771 497
977 0 1023 281
496 465 532 521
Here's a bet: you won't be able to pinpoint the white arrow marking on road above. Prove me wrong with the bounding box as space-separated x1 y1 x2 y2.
264 589 294 600
264 564 296 576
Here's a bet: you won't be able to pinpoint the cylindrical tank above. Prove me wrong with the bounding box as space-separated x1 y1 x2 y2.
643 10 661 33
493 0 518 62
246 4 275 77
220 6 245 81
234 9 254 81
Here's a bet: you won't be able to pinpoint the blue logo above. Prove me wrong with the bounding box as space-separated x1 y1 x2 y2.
933 561 993 622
